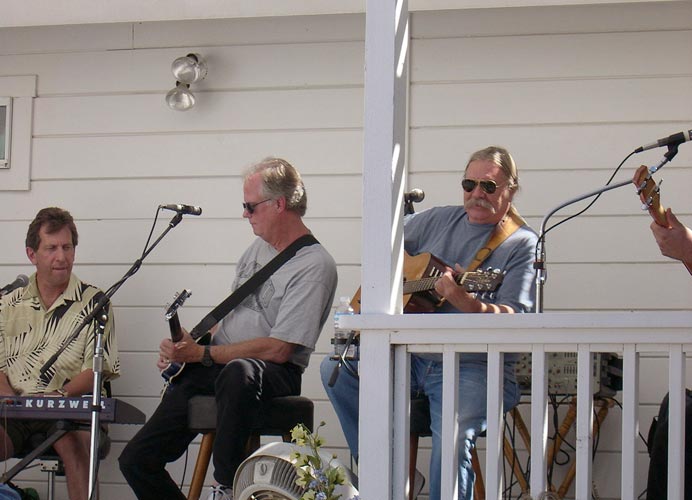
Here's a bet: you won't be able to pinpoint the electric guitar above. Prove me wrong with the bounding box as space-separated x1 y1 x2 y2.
161 289 211 386
350 252 504 314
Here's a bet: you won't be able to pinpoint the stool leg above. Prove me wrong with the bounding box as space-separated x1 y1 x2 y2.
188 432 215 500
244 433 260 457
471 447 485 500
504 409 530 494
409 434 419 500
47 470 55 500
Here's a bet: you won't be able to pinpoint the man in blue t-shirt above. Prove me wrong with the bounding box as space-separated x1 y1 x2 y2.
321 146 537 500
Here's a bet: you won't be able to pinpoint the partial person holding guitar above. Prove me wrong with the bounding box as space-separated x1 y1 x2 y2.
321 146 538 500
119 158 338 500
634 165 692 276
0 207 120 500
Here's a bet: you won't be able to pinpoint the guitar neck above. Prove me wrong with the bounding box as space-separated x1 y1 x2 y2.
403 273 469 295
168 313 183 343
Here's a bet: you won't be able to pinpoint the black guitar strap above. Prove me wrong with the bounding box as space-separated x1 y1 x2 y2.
189 233 319 338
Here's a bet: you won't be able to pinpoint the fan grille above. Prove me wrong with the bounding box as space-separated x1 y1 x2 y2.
235 454 306 500
246 493 293 500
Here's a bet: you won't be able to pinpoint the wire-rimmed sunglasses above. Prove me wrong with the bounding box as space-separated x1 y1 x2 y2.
461 178 499 194
242 199 272 214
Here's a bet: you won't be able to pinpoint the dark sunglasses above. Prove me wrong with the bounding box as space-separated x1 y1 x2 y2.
461 178 499 194
242 199 272 214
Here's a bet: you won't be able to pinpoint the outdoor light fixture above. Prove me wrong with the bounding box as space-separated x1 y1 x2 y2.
165 53 207 111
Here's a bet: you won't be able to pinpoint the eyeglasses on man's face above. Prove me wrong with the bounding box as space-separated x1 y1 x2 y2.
242 199 272 214
461 178 501 195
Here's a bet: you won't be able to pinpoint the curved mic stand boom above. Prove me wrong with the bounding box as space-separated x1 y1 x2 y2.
535 149 676 313
38 211 186 500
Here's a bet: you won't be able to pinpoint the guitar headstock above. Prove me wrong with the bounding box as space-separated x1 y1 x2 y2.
634 165 667 227
461 268 504 294
165 289 192 321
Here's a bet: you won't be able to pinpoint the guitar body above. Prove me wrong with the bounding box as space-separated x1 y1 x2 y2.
401 252 448 313
161 331 211 385
350 252 503 314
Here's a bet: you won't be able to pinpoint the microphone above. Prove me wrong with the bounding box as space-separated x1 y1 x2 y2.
160 204 203 216
634 129 691 153
0 274 29 295
404 188 425 204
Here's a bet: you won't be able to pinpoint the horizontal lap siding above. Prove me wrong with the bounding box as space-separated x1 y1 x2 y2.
0 3 690 499
407 5 691 499
0 14 365 499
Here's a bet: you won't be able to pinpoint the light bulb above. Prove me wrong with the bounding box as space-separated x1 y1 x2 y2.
171 53 207 84
165 83 196 111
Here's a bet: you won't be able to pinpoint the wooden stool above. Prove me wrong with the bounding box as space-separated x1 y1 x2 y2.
186 395 314 500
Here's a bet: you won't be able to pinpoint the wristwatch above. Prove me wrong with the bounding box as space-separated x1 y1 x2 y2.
201 345 214 367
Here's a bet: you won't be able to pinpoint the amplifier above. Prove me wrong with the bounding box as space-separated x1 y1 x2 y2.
514 352 622 397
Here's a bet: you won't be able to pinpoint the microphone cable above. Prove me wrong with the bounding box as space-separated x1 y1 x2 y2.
533 149 637 266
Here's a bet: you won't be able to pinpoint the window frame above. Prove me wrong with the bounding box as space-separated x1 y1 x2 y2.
0 97 12 168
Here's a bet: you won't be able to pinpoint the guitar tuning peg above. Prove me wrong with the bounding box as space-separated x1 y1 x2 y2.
636 179 648 194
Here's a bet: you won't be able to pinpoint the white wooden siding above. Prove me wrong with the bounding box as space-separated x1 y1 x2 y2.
0 3 689 499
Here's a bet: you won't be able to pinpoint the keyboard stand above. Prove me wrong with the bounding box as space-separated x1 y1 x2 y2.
0 420 77 484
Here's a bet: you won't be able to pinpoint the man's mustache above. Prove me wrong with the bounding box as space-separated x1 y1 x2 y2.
465 198 495 211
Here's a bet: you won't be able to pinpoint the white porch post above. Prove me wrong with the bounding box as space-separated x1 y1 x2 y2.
668 345 686 499
621 345 639 500
360 1 409 499
575 345 594 499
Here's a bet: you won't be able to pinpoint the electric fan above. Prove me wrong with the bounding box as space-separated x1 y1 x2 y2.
233 441 359 500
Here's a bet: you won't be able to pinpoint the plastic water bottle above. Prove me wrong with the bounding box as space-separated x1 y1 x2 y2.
331 296 357 360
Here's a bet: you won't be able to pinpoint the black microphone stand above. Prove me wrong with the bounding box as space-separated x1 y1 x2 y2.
329 193 423 386
535 146 678 313
39 211 185 499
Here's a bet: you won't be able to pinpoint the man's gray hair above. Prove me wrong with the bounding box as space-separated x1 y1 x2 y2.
465 146 519 191
245 157 307 216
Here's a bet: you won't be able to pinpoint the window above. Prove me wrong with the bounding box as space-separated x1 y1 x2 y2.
0 97 11 168
0 75 36 190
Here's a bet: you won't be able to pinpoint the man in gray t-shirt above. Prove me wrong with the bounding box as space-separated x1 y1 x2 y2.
121 158 337 500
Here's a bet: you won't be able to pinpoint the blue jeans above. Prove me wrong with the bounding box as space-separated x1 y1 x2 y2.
320 354 520 500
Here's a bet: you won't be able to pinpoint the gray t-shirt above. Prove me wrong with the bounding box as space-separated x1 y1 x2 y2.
212 237 337 369
404 205 538 361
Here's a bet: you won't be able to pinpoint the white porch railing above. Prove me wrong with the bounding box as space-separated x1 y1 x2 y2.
340 310 692 500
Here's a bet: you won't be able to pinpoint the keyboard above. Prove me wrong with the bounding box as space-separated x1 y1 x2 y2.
0 396 145 424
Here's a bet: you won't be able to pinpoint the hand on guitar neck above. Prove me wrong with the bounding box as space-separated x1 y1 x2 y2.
634 165 692 275
159 290 211 387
